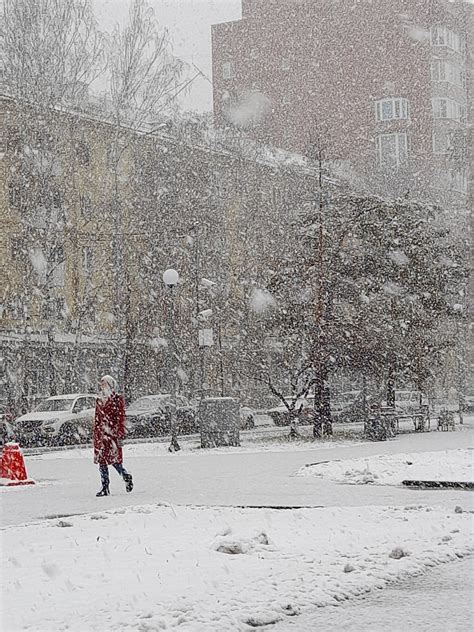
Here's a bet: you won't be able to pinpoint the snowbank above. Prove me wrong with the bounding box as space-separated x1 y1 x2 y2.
2 503 473 631
298 449 473 485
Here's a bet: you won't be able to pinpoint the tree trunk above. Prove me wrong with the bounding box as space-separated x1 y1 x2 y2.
288 409 299 439
387 366 395 408
313 363 332 437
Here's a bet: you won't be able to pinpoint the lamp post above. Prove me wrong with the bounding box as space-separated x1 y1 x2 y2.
197 277 217 397
162 268 180 452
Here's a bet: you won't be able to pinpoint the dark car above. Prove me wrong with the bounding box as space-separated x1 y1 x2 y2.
1 419 12 445
266 396 315 426
125 394 198 438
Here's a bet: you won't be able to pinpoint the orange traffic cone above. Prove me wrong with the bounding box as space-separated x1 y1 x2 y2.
0 443 35 486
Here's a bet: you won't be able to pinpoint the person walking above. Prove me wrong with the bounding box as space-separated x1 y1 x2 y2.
93 375 133 497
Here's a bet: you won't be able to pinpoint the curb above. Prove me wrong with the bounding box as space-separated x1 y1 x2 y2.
402 480 474 490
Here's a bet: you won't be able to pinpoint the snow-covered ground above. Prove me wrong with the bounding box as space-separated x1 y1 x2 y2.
272 555 474 631
1 420 473 630
298 449 473 486
2 502 473 631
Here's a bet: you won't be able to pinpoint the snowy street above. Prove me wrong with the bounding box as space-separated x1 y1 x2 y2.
2 423 473 630
2 422 474 527
2 0 473 629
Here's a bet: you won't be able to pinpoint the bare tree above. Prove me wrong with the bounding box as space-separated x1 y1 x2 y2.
1 0 104 107
1 0 105 401
107 0 185 131
104 0 187 387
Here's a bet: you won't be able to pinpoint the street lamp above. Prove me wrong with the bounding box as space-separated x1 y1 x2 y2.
162 268 180 452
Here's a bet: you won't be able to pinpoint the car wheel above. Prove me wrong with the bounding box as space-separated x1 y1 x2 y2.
58 423 77 446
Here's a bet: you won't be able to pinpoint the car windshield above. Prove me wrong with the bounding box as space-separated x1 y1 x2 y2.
127 398 155 412
340 392 360 403
283 397 313 407
35 399 73 412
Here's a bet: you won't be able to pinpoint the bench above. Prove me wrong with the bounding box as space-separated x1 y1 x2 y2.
395 413 429 432
437 410 455 431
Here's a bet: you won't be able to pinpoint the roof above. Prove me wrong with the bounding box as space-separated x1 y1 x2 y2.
48 394 96 400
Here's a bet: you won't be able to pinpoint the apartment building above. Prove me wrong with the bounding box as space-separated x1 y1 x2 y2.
212 0 473 381
0 94 316 408
212 0 472 205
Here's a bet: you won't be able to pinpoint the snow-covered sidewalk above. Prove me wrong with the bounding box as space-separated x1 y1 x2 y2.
2 502 473 631
298 449 473 486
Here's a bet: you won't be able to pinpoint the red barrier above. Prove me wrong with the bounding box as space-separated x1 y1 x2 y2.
0 443 35 486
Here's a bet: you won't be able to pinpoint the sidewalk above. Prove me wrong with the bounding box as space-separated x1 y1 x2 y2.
2 421 473 527
2 424 473 631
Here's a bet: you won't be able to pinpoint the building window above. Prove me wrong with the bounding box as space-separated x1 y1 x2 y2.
376 133 408 166
9 296 24 320
106 143 119 169
375 98 409 122
75 140 91 166
222 61 235 79
51 244 65 287
432 98 465 122
56 297 66 320
213 170 229 197
431 25 465 54
432 129 451 155
82 246 94 274
431 59 465 87
5 127 21 154
80 193 93 219
11 237 28 264
8 181 22 211
448 169 468 193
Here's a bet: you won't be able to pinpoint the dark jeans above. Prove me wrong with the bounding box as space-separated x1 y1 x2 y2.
99 463 128 487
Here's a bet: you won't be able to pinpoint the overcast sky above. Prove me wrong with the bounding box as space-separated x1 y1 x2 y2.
92 0 242 112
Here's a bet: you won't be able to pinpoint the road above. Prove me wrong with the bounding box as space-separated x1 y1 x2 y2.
2 422 473 527
2 421 473 631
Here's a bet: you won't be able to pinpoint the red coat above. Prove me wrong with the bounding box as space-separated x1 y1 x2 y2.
93 393 126 465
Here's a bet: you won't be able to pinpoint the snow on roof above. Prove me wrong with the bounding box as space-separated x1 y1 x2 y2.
48 394 96 400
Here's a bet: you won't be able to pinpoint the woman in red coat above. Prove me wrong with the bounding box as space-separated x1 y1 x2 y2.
93 375 133 497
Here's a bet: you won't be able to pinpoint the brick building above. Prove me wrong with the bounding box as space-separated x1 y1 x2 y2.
212 0 472 204
212 0 473 385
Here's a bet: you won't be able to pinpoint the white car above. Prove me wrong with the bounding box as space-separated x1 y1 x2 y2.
11 394 97 447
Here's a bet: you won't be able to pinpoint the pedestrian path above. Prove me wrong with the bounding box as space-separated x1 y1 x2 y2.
2 424 473 527
273 556 474 631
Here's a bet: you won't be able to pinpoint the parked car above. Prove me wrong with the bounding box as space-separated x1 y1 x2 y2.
10 394 97 447
267 396 315 426
332 390 364 422
239 406 275 429
333 389 427 423
1 419 12 445
125 394 198 438
239 406 256 429
462 392 474 414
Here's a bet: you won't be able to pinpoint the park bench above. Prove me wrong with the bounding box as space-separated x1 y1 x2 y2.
395 412 430 432
437 410 455 431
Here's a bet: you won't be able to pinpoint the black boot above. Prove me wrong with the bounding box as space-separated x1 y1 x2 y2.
123 472 133 493
96 486 110 497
